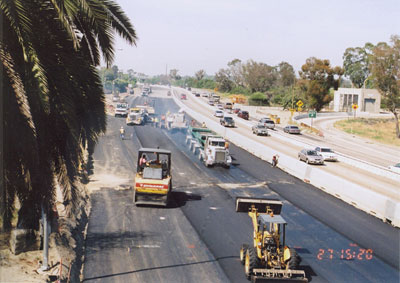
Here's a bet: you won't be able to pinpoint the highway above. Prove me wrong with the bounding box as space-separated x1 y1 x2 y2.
82 87 399 283
175 88 399 201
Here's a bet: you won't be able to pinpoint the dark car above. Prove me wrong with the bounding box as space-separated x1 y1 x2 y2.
220 116 235 127
237 110 249 120
194 92 200 97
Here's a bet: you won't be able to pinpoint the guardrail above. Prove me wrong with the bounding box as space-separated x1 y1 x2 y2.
169 86 400 227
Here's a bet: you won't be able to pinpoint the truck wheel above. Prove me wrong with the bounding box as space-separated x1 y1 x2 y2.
240 244 249 265
244 247 259 280
288 248 301 269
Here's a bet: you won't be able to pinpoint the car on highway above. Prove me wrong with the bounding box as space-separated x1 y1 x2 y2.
259 118 275 129
208 99 215 106
216 104 224 110
315 146 338 161
298 149 324 165
112 96 119 102
214 110 224 118
220 116 235 127
193 92 200 97
224 102 233 110
388 163 400 174
141 91 148 97
252 124 269 136
201 92 209 97
233 108 241 114
180 93 187 100
237 110 249 120
284 125 301 134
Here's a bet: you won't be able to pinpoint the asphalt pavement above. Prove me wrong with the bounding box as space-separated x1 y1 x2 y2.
82 89 399 283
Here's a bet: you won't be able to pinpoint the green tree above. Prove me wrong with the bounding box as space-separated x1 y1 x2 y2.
299 57 343 111
169 69 180 80
342 43 374 88
248 92 270 106
369 35 400 138
242 60 277 92
277 61 296 87
215 68 233 92
1 0 137 229
228 59 244 87
195 69 206 81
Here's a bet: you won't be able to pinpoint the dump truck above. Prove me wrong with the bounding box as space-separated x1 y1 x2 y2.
186 126 232 168
236 197 307 282
134 148 172 206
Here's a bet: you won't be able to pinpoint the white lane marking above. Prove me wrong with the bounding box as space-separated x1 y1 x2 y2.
132 244 161 249
209 207 218 210
190 182 196 185
179 172 185 175
159 216 166 220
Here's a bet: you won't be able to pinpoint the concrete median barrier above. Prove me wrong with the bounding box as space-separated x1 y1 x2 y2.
169 86 400 227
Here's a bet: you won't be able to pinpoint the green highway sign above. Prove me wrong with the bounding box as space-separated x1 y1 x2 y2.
309 110 316 118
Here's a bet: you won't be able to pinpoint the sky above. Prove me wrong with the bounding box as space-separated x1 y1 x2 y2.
112 0 400 77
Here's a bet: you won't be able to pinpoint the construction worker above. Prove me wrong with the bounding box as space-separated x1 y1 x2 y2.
154 116 159 127
161 114 166 128
225 141 229 149
139 154 147 167
120 126 125 139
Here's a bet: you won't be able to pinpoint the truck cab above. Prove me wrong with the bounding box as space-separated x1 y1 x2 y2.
202 136 232 168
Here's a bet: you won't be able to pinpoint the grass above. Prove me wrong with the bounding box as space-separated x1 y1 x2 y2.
334 118 400 147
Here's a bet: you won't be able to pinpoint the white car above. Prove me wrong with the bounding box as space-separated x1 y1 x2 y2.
315 146 338 162
388 163 400 174
216 104 224 110
214 110 224 118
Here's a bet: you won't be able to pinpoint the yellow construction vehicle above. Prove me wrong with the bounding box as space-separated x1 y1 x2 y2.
236 197 308 282
134 148 172 206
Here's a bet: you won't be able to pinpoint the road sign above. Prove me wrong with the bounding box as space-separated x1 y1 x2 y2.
309 110 316 118
352 104 358 110
296 100 304 107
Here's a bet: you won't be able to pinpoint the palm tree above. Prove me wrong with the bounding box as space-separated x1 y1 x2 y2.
1 0 137 229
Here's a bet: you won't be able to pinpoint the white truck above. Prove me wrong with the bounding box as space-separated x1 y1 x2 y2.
126 108 145 125
186 127 232 168
115 103 128 117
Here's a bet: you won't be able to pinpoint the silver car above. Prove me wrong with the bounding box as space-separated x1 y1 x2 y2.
315 146 338 161
252 124 269 136
284 125 301 134
298 149 324 165
259 118 275 129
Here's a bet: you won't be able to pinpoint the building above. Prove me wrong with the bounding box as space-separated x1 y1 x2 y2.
333 88 381 113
